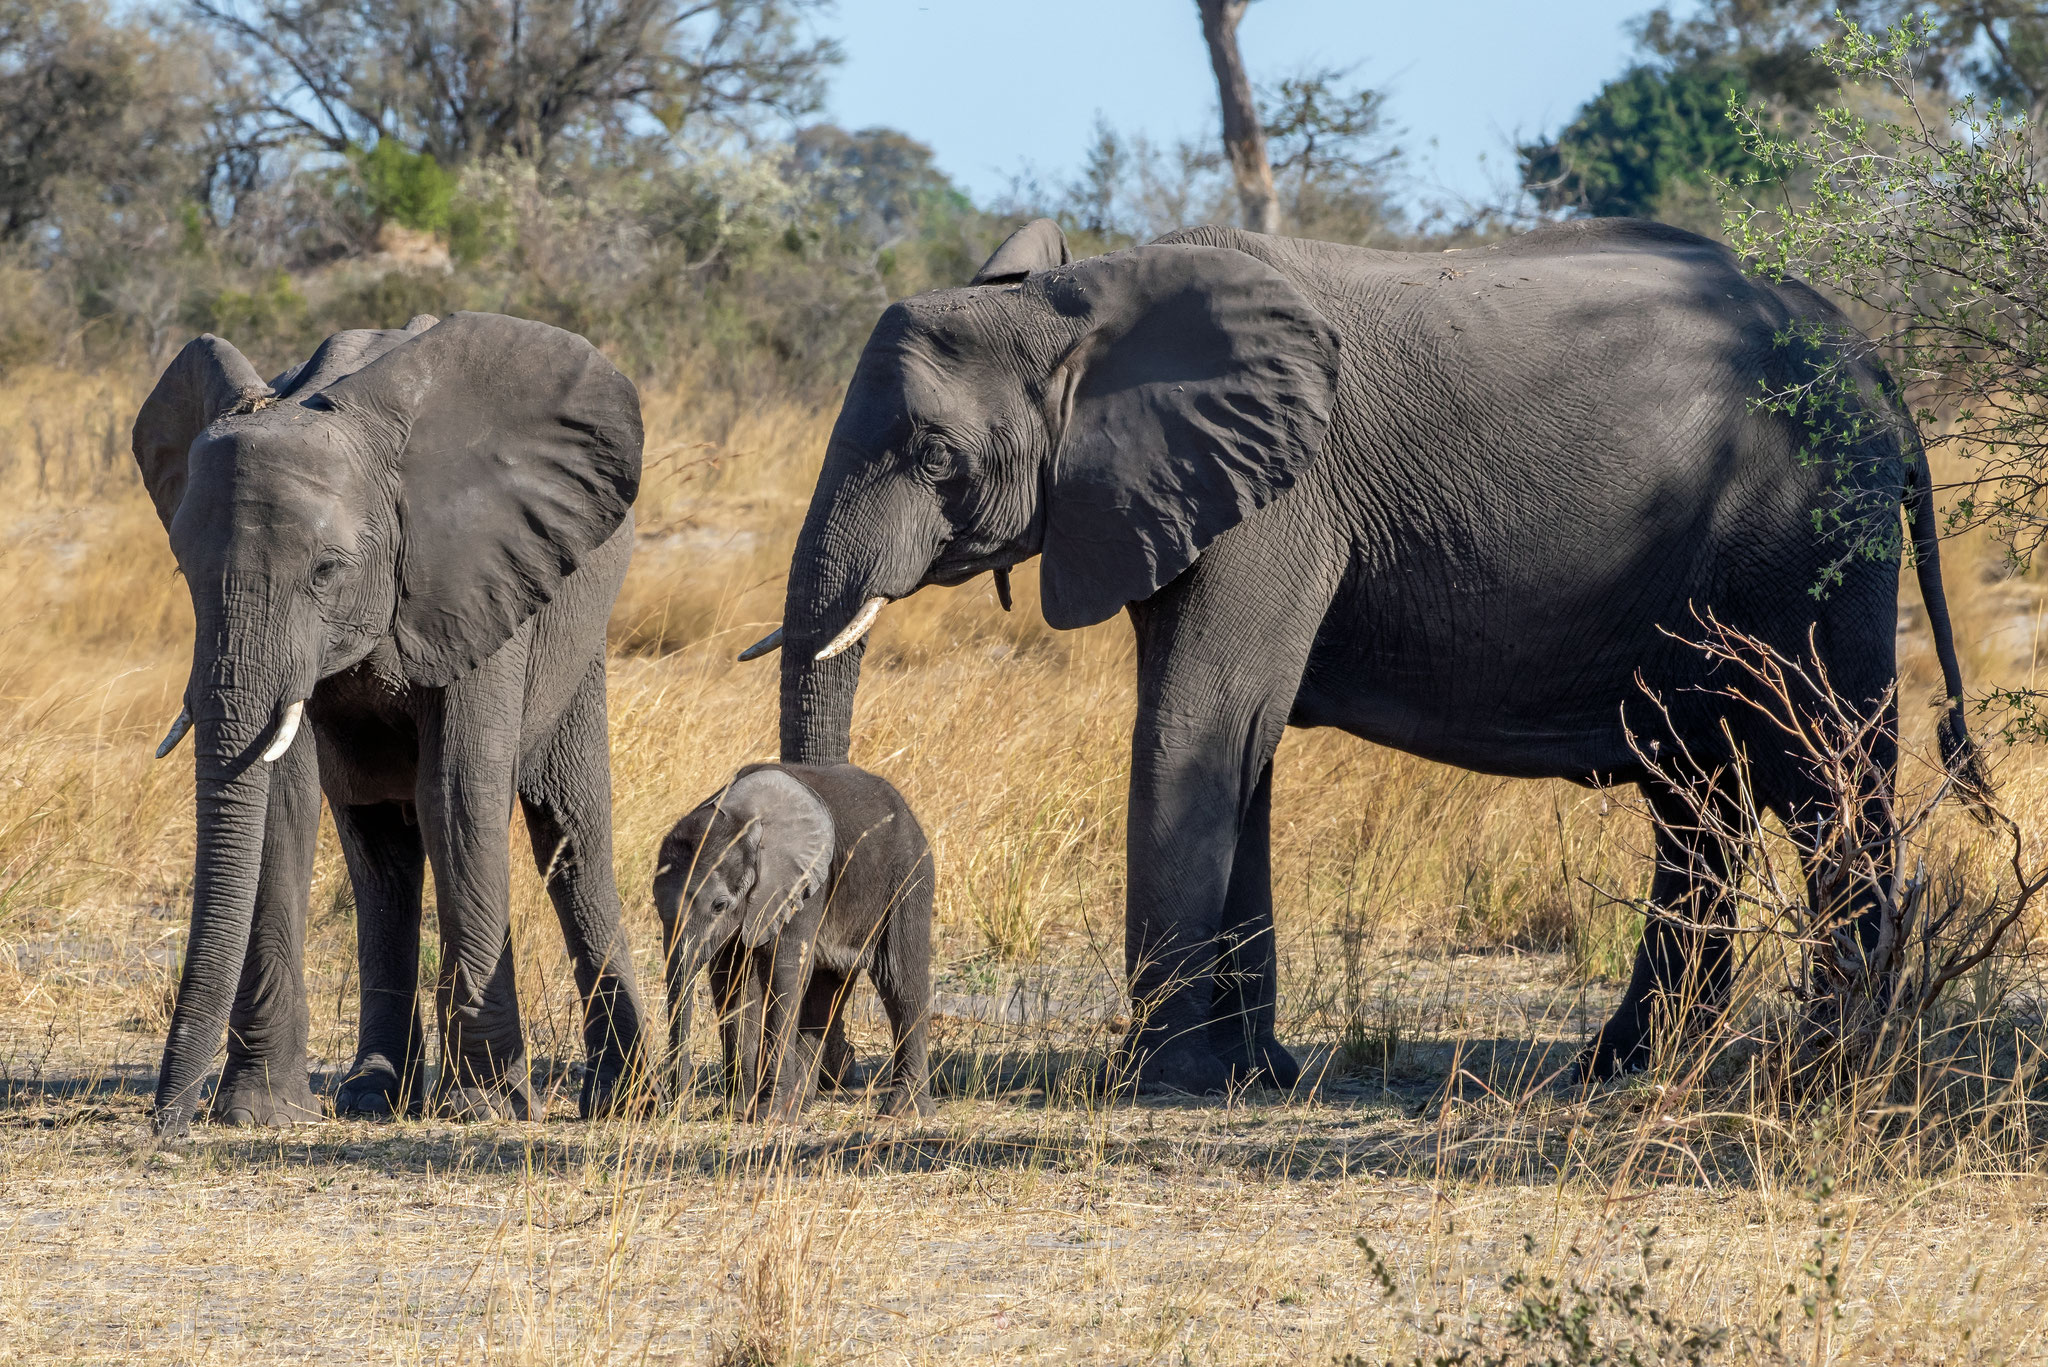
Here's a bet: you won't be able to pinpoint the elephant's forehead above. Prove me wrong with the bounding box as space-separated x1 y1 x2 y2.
183 424 368 539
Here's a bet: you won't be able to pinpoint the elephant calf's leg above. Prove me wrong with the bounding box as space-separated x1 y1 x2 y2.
215 739 323 1127
518 663 649 1119
332 801 428 1118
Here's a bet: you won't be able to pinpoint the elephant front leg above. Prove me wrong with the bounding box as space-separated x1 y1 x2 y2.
418 682 532 1121
332 801 428 1118
1117 564 1320 1099
755 945 830 1125
518 662 650 1120
1208 762 1299 1091
214 734 323 1128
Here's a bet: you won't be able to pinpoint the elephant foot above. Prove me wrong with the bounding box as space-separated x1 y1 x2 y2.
818 1044 865 1094
579 1059 655 1121
336 1052 426 1119
1120 1034 1234 1098
210 1074 322 1129
212 1058 321 1129
876 1086 934 1120
1218 1034 1302 1092
1578 1017 1652 1083
433 1081 536 1122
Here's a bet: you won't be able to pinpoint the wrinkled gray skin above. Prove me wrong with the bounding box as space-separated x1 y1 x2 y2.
653 763 934 1122
764 217 1980 1094
133 311 649 1137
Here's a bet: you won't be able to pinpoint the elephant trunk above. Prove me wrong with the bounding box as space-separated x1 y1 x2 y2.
153 602 308 1136
778 461 934 766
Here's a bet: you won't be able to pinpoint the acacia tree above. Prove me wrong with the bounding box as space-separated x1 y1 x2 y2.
191 0 840 167
1194 0 1278 234
1726 17 2048 735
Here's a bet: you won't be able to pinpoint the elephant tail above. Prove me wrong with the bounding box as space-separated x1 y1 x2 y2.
1905 445 1996 822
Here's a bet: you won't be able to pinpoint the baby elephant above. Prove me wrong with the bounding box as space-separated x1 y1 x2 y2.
654 762 935 1121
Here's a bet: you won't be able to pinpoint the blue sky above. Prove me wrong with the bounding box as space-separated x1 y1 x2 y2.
823 1 1659 213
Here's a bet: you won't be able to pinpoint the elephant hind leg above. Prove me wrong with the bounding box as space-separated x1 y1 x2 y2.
1208 761 1299 1091
1585 782 1746 1079
332 800 429 1119
518 661 650 1120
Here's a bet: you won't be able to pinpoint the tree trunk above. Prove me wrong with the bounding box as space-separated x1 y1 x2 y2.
1196 0 1279 235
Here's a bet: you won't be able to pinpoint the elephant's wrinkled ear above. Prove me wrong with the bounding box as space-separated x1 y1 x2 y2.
131 335 274 532
971 218 1070 285
320 311 642 687
722 768 835 949
270 324 423 400
1034 244 1338 630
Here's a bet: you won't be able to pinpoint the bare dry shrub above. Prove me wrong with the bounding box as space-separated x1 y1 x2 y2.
1624 615 2045 1132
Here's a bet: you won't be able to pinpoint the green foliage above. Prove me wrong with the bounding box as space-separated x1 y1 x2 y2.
352 140 456 233
1345 1186 1856 1365
188 270 308 351
1724 16 2048 733
1347 1226 1732 1366
1521 63 1774 219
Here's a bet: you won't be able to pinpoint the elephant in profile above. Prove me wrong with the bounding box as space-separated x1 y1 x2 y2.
133 311 649 1137
743 217 1982 1093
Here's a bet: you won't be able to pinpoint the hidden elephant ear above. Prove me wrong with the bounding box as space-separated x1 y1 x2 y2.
318 311 642 688
131 335 275 533
1031 243 1339 630
268 314 440 400
971 218 1070 284
719 768 836 950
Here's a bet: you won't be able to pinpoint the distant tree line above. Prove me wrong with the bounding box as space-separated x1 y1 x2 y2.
1521 2 2048 226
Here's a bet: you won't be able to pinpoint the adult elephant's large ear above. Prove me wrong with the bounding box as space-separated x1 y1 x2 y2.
131 335 275 532
723 768 835 949
1032 244 1339 630
320 311 642 687
971 217 1070 284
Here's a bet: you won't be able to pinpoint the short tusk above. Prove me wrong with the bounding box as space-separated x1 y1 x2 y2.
814 597 887 661
994 567 1013 612
737 625 784 662
261 700 305 763
155 708 192 760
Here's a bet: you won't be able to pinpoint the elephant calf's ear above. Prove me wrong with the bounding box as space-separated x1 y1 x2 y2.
131 335 275 532
1035 244 1339 630
321 312 643 687
720 769 835 950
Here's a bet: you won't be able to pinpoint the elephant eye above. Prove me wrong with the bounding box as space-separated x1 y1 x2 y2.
917 442 954 477
711 894 736 916
310 556 344 589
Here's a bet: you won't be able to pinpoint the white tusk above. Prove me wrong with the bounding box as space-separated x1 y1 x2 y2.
155 708 192 760
737 625 784 662
814 597 886 661
261 700 305 763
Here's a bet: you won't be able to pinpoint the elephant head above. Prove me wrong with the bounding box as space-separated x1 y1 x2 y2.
133 311 642 1130
742 219 1341 764
652 768 834 1087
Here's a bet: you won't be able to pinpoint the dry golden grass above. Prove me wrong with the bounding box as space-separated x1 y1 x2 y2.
4 359 2048 1362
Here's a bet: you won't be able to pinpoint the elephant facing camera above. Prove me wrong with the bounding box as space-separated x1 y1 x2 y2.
653 762 935 1123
